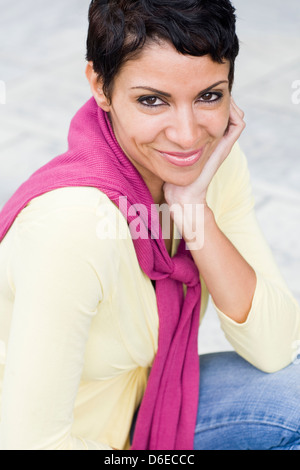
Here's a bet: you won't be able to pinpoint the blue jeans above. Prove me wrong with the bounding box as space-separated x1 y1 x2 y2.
194 351 300 450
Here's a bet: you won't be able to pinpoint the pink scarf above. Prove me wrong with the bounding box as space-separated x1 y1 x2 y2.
0 98 201 450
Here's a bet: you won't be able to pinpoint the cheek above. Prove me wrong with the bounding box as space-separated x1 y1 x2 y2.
204 108 230 139
220 100 231 132
131 115 166 146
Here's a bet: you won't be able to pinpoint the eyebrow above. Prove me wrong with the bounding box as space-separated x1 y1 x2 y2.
131 80 229 98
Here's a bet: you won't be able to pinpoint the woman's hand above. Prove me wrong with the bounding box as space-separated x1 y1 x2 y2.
163 98 245 247
163 98 256 323
164 98 245 208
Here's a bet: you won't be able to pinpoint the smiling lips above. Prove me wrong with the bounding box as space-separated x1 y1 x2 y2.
158 148 204 167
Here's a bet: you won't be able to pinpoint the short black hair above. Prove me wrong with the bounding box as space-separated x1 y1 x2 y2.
86 0 239 101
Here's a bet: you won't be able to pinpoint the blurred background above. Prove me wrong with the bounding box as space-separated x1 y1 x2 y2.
0 0 299 353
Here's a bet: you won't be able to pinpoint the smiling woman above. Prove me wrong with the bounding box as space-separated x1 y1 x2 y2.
0 0 300 452
86 47 231 193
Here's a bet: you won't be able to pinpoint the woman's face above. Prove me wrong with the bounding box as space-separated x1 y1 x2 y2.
90 41 231 203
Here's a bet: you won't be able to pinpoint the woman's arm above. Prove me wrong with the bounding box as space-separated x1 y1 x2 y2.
164 100 300 372
164 98 256 323
1 201 112 450
208 146 300 372
188 204 256 323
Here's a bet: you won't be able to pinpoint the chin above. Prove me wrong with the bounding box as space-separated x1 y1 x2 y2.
171 163 207 186
165 172 200 187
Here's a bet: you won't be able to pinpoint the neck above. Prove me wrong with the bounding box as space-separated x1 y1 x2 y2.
138 173 165 206
151 185 166 206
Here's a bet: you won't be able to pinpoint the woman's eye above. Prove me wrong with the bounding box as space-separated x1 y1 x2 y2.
199 92 222 103
138 96 165 107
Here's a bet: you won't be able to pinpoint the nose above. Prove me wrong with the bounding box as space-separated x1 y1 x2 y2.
164 107 201 150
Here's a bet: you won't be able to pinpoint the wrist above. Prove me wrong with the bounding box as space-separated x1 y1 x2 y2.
172 201 212 250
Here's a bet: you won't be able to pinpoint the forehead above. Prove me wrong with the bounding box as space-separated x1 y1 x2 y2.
115 41 230 92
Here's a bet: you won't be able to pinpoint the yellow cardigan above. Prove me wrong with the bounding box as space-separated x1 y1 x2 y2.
0 143 299 450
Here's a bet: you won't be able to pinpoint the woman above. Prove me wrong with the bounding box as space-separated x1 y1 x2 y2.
0 0 300 450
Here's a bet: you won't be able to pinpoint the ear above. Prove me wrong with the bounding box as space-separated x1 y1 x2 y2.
85 62 111 112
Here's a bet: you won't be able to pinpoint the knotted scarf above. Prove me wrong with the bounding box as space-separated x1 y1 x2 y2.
0 98 201 450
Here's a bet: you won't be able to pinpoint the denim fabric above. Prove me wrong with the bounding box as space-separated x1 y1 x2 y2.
194 351 300 450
